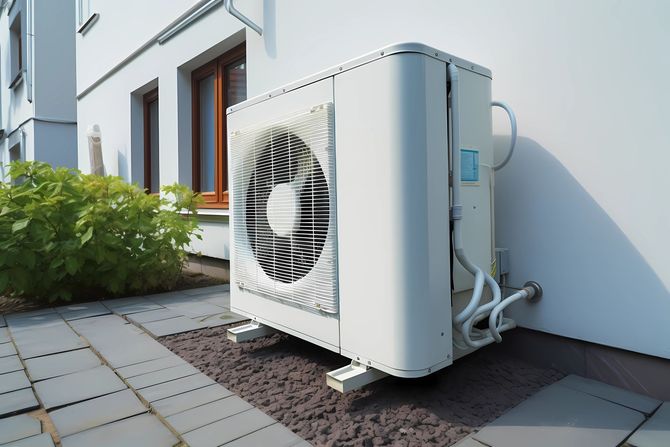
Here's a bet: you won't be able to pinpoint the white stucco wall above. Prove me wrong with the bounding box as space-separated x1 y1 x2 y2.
0 0 77 172
76 0 670 359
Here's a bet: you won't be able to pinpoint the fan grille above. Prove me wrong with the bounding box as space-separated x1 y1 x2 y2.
231 103 338 314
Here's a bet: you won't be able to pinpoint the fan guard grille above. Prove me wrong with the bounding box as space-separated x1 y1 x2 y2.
231 103 338 314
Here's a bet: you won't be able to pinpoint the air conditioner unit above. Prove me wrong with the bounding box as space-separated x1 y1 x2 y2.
227 43 541 392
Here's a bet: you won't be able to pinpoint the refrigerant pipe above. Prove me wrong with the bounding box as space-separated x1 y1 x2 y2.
491 101 517 171
448 63 539 349
448 63 503 338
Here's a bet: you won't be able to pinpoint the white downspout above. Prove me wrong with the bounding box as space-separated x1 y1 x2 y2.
25 0 33 103
224 0 262 35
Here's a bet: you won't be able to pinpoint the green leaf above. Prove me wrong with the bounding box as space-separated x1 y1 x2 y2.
65 257 78 275
20 251 36 269
12 218 30 233
80 226 94 245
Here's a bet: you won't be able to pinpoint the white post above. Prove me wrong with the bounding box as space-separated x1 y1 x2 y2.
87 124 105 176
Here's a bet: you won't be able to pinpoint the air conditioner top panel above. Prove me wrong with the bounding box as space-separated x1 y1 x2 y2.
226 42 492 115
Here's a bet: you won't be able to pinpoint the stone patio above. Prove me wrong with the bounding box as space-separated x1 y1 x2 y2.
0 285 308 447
456 374 669 447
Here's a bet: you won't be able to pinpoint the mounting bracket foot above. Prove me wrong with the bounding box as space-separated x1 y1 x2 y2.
227 321 277 343
326 361 388 393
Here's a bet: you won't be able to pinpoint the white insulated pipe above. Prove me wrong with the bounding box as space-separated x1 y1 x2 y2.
448 63 503 344
447 64 540 349
491 101 517 171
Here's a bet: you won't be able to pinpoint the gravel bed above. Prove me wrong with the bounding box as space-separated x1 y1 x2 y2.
160 326 563 446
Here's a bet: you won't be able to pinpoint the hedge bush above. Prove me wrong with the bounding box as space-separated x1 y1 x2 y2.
0 161 202 302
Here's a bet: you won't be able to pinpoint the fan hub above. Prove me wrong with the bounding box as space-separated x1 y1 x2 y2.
266 182 301 237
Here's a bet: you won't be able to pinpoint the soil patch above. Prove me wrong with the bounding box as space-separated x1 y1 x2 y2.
160 327 563 446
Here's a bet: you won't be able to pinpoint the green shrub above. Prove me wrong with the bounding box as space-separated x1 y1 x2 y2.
0 161 202 302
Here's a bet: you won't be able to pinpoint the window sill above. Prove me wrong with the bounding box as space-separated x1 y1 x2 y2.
181 208 230 217
8 71 23 90
77 13 99 35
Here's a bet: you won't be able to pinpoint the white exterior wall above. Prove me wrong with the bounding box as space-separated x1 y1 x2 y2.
0 0 77 175
76 0 670 359
76 2 252 259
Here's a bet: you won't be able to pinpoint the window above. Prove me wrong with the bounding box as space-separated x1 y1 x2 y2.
143 88 159 193
9 13 22 85
9 143 21 163
76 0 98 35
191 43 246 208
77 0 90 26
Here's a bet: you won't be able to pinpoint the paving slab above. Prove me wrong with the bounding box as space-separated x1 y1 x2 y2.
138 373 215 403
154 384 234 418
11 323 88 359
0 341 17 358
127 363 199 389
627 401 670 447
472 384 646 447
71 321 144 346
9 433 55 447
144 291 189 304
558 374 661 415
102 297 163 315
451 435 488 447
0 327 10 343
0 413 42 445
56 302 110 321
223 422 303 447
183 408 276 447
201 293 231 308
34 365 126 409
5 308 56 320
166 395 252 434
181 285 230 296
195 311 247 328
0 369 31 394
141 316 205 337
5 313 63 332
126 308 181 324
67 314 129 332
95 336 174 369
0 354 23 374
159 302 227 319
115 355 187 379
59 413 178 447
49 389 148 438
24 348 101 381
0 388 39 417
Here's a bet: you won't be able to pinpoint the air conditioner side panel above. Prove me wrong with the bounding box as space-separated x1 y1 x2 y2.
335 53 453 376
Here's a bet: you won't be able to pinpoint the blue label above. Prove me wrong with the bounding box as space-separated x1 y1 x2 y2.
460 149 479 182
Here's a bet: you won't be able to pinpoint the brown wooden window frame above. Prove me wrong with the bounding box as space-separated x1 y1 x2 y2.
143 88 159 193
191 43 246 209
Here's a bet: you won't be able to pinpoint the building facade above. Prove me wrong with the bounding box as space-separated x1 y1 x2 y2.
75 0 670 362
0 0 77 177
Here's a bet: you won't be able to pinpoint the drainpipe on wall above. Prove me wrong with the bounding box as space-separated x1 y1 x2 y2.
224 0 262 35
25 0 33 103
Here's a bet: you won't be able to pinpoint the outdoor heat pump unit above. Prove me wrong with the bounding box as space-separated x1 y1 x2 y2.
227 43 541 392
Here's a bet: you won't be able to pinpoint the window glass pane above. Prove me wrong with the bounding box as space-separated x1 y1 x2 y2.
149 99 159 193
199 74 216 192
225 58 246 107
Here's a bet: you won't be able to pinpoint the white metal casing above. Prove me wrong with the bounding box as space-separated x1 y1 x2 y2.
228 43 494 378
